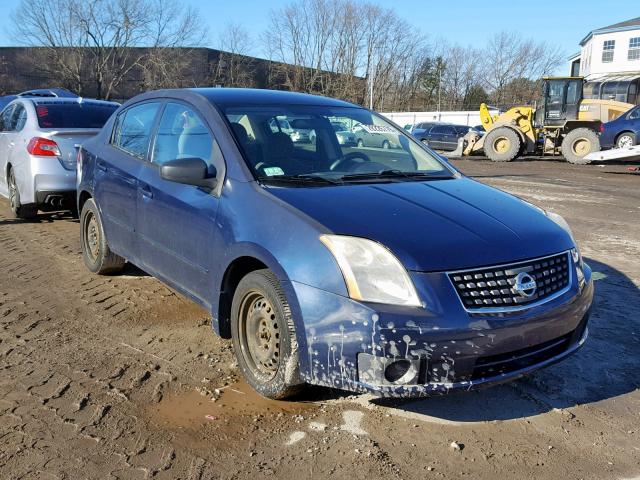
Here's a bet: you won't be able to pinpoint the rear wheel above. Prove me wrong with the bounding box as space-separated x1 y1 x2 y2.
80 198 126 274
484 127 522 162
561 128 600 164
231 269 304 399
7 168 37 219
616 132 636 149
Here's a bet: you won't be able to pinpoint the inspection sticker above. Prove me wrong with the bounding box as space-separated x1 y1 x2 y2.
263 167 285 176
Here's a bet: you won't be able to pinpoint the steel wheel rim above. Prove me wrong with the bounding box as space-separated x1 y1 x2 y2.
8 172 18 211
493 137 510 154
572 138 590 156
618 135 633 148
238 290 280 380
84 212 100 261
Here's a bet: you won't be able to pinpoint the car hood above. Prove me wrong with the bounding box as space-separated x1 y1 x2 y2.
266 177 574 272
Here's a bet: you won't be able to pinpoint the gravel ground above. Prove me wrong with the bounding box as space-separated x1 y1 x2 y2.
1 158 639 479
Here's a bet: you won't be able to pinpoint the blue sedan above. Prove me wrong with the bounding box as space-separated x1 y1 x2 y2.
600 104 640 149
77 88 593 399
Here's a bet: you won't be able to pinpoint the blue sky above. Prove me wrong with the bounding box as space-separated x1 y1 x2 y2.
0 0 635 63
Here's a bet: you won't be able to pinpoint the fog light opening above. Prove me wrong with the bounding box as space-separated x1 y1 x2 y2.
384 359 416 384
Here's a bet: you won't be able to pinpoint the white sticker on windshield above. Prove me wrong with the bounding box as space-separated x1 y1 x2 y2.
359 124 396 134
263 167 285 176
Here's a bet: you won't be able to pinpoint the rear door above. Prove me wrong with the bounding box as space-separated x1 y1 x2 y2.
427 125 446 149
136 101 223 304
94 101 161 260
0 104 16 195
440 125 459 151
627 107 640 139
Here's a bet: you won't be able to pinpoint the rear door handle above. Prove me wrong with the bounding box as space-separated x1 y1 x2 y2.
96 161 107 172
139 184 153 199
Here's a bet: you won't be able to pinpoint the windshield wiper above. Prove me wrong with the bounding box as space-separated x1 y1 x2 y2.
340 169 453 182
257 174 341 186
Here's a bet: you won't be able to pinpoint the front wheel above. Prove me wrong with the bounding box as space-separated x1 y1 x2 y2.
80 198 126 274
231 269 304 399
483 127 522 162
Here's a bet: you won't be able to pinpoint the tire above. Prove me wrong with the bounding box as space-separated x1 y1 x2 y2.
231 269 304 399
80 198 126 274
7 168 37 219
483 127 522 162
357 139 364 148
561 128 600 165
382 140 390 149
616 132 636 149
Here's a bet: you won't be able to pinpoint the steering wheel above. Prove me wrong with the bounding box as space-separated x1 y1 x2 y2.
329 152 371 172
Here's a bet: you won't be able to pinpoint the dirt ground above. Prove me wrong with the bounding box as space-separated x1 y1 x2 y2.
1 158 639 480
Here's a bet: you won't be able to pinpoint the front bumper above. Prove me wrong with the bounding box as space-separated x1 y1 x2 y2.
291 261 593 398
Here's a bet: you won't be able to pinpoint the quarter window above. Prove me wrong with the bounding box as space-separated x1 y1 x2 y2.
152 102 220 174
0 105 15 132
112 102 161 159
12 104 27 131
629 37 640 61
602 40 615 63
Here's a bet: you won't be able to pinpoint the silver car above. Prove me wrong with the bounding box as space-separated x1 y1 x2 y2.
0 97 118 218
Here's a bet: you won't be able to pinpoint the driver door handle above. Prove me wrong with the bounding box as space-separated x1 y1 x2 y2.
139 184 153 199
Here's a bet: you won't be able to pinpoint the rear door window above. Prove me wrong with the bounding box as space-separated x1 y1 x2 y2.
112 102 161 159
35 102 118 128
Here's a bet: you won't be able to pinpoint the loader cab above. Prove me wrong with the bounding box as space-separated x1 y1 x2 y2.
535 77 583 127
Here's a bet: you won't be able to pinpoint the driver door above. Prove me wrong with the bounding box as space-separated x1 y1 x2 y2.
137 101 223 304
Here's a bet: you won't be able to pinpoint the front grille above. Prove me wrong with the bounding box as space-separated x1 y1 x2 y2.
471 333 572 380
449 252 571 311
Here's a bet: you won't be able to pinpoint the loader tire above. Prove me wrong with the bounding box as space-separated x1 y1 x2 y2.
484 127 521 162
561 128 599 165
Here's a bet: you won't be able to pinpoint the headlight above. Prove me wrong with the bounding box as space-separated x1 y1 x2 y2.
546 211 585 286
546 211 575 242
320 235 421 307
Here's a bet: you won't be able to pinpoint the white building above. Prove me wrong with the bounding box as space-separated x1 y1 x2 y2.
569 17 640 104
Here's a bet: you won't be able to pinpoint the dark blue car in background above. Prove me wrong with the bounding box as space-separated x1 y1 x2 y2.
77 88 593 399
600 104 640 149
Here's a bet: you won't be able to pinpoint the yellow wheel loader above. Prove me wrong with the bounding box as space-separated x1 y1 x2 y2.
461 77 634 164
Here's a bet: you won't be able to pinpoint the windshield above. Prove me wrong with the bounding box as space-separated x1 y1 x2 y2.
35 102 118 129
223 105 454 185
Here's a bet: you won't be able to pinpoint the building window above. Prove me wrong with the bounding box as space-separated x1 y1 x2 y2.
629 37 640 61
602 39 615 62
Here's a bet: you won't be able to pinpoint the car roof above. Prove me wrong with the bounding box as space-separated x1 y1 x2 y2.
22 98 120 107
191 88 358 108
122 87 358 109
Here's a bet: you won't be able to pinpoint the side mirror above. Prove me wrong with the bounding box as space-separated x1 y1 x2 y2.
160 158 217 190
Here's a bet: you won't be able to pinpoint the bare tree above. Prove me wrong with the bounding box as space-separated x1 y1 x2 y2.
12 0 207 99
212 23 256 87
483 31 564 107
